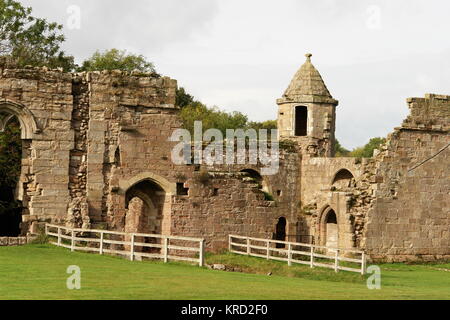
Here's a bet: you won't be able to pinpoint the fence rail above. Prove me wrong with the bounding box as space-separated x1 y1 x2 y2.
45 224 205 267
229 235 366 274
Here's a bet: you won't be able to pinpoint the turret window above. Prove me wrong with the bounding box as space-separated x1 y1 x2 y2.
295 106 308 136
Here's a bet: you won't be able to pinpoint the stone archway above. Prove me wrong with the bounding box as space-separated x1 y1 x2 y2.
0 115 23 236
331 169 355 190
0 101 38 236
125 180 169 235
319 206 339 248
124 179 171 253
0 99 39 139
324 209 338 248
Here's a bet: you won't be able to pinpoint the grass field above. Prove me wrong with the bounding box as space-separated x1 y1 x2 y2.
0 244 449 300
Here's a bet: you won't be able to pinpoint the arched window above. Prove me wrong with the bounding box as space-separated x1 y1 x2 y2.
295 106 308 136
332 169 355 189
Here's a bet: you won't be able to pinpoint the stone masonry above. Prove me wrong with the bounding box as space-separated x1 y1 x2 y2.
0 55 448 262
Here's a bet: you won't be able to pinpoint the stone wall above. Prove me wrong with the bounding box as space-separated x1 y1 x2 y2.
170 153 301 251
0 236 34 246
363 94 450 262
0 64 448 261
0 65 74 234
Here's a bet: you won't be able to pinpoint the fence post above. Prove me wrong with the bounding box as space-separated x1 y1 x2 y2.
266 240 270 260
334 249 339 273
57 227 61 246
45 223 48 236
288 243 292 266
164 237 168 263
228 235 231 252
199 239 205 267
310 246 314 268
99 232 104 255
361 252 366 275
130 234 135 261
71 229 74 252
246 238 250 256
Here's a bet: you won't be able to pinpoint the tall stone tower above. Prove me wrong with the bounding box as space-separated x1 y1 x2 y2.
277 54 338 157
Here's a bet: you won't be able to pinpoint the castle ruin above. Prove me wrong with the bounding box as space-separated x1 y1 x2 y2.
0 54 448 262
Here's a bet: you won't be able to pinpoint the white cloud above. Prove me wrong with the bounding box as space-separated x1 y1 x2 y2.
19 0 450 149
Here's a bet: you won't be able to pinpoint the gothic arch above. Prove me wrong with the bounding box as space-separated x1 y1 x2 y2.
318 206 339 247
119 172 177 195
331 168 355 188
0 99 39 139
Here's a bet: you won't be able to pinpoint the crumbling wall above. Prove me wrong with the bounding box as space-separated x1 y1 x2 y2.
67 73 90 228
0 65 74 233
83 71 182 230
363 94 450 262
299 156 372 248
171 152 301 252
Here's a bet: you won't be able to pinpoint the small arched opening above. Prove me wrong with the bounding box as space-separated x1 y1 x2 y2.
294 106 308 136
274 217 287 248
332 169 355 190
114 146 121 167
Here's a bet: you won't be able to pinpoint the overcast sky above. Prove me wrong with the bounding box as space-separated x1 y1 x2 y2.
21 0 450 148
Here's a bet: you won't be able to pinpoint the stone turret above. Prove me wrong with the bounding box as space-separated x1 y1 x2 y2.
277 54 338 157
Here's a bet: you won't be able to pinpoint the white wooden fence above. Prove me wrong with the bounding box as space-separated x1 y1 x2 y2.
45 224 205 266
229 235 366 274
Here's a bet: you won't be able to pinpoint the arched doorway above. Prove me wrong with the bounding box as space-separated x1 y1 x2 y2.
124 179 169 253
0 114 23 236
274 217 287 248
125 180 167 235
324 209 338 249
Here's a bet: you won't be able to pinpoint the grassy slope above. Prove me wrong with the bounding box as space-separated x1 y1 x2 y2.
0 245 449 300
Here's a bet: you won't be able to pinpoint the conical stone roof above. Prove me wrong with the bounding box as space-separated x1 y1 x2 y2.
279 54 338 105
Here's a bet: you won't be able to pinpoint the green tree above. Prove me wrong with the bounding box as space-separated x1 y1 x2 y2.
247 120 277 131
0 0 75 71
177 87 277 135
350 137 386 158
179 102 249 136
78 49 156 73
334 139 350 157
176 87 195 108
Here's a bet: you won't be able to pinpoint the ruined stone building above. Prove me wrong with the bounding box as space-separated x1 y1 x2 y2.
0 54 448 262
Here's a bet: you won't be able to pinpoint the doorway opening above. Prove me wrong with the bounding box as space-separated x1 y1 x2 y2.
294 106 308 136
325 209 338 249
0 114 23 236
274 217 287 248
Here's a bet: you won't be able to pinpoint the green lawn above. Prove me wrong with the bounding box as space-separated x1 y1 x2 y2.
0 244 449 300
